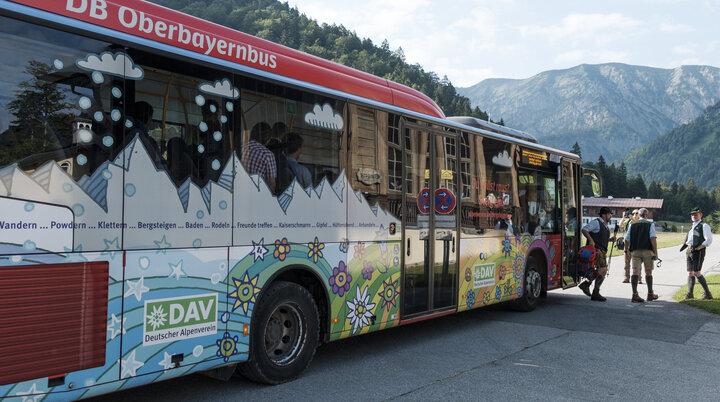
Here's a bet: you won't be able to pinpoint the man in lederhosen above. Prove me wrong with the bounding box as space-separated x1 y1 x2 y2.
579 207 614 301
682 207 713 300
624 208 659 303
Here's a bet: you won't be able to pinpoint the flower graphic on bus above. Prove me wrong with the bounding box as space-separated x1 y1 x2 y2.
307 237 324 263
466 290 476 309
353 243 366 259
377 278 399 311
329 261 351 296
346 285 376 334
146 305 167 331
230 273 261 315
464 267 472 282
502 235 512 258
361 261 374 280
274 238 291 261
216 332 239 363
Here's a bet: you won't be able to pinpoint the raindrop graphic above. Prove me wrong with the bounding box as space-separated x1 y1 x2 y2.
102 169 112 180
193 239 202 248
196 210 204 219
219 200 227 210
209 103 217 113
226 102 233 112
195 94 205 106
53 59 64 69
139 256 150 270
211 159 221 170
77 154 88 166
102 136 114 147
197 144 205 153
92 71 104 84
111 109 121 121
23 240 36 251
220 115 228 123
78 129 93 143
213 131 222 141
193 345 203 357
221 312 230 323
78 97 92 109
72 203 85 217
94 111 104 122
199 122 208 132
24 202 35 212
112 87 122 98
10 255 22 263
63 183 73 193
125 119 134 128
125 183 136 197
211 272 222 284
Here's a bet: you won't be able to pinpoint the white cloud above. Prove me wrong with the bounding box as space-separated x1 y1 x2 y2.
199 79 239 99
305 103 343 130
76 52 143 79
660 22 694 33
492 150 512 167
519 13 641 42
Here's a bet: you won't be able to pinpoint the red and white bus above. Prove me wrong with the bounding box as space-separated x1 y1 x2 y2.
0 0 600 399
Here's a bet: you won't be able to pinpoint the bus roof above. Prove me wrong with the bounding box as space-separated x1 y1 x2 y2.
5 0 445 118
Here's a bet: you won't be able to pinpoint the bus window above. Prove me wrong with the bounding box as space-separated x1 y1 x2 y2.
518 171 559 236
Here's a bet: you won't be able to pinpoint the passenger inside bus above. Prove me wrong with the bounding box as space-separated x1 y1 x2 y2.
241 122 277 191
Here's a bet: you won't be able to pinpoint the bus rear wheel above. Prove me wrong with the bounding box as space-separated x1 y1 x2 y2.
238 281 319 384
514 256 542 312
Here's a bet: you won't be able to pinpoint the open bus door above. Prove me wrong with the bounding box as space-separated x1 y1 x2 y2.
400 120 459 318
561 163 602 288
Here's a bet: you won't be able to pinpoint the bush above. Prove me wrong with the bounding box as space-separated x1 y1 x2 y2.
671 225 678 232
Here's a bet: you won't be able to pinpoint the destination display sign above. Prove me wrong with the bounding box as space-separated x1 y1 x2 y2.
520 149 549 168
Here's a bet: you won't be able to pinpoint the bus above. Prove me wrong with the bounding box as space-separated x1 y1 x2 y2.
0 0 601 399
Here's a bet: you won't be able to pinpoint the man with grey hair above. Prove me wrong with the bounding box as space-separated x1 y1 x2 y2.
682 207 713 300
624 208 659 302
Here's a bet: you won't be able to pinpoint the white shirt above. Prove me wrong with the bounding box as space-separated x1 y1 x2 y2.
686 221 713 248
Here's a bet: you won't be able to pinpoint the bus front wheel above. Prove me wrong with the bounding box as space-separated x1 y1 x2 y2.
238 281 319 384
514 256 542 312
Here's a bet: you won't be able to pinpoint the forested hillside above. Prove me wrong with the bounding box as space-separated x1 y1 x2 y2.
149 0 492 120
624 100 720 190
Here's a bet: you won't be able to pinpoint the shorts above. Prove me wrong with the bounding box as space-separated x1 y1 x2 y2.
596 249 608 269
631 249 654 275
687 248 706 272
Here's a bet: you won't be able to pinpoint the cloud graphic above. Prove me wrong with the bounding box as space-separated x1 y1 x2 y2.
76 52 144 79
492 150 513 167
199 78 239 99
304 103 344 131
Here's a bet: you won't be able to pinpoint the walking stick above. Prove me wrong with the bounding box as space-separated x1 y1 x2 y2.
606 224 619 277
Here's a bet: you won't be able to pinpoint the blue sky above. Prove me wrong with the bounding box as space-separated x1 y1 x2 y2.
289 0 720 87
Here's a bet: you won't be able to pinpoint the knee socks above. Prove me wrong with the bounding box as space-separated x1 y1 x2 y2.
697 275 711 294
631 275 639 294
593 276 604 293
688 276 696 295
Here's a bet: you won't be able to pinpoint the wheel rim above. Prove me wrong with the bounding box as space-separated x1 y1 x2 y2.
526 269 542 300
263 302 305 366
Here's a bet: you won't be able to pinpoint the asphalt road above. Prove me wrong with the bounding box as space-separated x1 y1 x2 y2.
91 243 720 401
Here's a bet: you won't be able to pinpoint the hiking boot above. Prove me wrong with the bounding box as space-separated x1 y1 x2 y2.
647 293 659 301
622 278 630 283
699 292 713 300
681 294 694 301
591 292 607 302
578 281 592 297
631 293 645 303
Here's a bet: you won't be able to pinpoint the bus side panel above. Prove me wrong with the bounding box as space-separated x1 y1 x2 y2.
457 233 538 312
0 252 121 401
543 234 563 290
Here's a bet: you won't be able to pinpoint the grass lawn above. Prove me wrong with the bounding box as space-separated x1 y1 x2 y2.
606 231 687 257
673 274 720 315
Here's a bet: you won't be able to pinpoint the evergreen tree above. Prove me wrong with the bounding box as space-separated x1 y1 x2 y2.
570 142 581 159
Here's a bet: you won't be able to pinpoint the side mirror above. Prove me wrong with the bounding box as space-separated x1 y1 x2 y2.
583 168 602 197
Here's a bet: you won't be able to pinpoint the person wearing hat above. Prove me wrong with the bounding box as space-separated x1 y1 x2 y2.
682 207 713 300
623 208 659 302
618 208 641 283
578 206 615 301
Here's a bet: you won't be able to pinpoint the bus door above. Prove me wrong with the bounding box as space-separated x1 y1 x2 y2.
400 121 458 317
561 159 581 287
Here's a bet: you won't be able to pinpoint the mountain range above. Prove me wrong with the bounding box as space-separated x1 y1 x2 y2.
458 63 720 162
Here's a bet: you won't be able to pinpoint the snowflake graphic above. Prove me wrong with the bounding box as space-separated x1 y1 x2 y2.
146 305 167 330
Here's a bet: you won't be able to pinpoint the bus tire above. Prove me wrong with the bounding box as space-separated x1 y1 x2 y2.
237 281 319 384
514 256 542 312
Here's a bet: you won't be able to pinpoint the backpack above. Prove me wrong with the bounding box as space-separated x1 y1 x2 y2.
578 244 600 279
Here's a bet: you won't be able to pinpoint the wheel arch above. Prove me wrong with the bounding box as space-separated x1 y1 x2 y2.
526 246 549 295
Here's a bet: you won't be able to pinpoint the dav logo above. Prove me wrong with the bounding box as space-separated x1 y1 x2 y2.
473 263 495 289
143 293 218 345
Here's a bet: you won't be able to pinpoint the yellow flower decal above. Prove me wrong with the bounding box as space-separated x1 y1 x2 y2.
274 237 290 261
307 237 325 263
